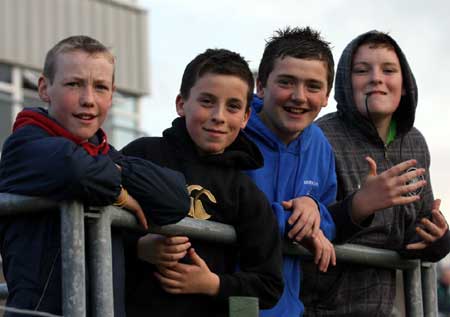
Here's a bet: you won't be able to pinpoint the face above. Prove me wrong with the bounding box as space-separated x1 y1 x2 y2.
257 56 329 144
351 44 404 125
38 50 115 141
176 73 250 155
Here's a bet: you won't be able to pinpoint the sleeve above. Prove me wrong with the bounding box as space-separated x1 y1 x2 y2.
215 176 283 309
0 126 120 205
328 194 374 243
119 138 191 226
114 153 190 226
400 230 450 262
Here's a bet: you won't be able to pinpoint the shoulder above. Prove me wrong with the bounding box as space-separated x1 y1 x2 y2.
121 137 163 158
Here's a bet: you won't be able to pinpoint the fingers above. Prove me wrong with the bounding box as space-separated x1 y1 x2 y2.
383 159 418 178
282 200 293 210
405 241 427 250
134 208 148 230
365 156 378 176
188 248 207 268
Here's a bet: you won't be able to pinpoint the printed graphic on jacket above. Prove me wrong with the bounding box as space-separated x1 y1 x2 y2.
187 184 214 220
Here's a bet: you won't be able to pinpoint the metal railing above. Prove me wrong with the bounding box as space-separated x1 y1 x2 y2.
0 193 438 316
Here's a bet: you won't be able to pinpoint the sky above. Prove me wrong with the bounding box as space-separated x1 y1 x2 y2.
137 0 450 217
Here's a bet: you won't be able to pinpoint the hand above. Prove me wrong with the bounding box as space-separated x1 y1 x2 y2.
137 234 190 267
301 229 336 272
352 157 427 223
154 248 220 295
119 188 148 230
406 199 448 250
283 196 320 241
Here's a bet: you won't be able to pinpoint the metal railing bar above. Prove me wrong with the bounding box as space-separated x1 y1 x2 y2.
86 208 114 317
422 263 438 317
60 201 86 317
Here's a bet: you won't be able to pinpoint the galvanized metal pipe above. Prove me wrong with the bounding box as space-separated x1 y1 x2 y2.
107 205 237 245
60 201 86 317
422 262 438 317
229 296 259 317
404 260 424 316
86 209 115 317
0 193 57 215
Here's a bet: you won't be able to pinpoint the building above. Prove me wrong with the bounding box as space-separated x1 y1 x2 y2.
0 0 150 150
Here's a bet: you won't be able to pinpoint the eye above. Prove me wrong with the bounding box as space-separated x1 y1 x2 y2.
199 97 213 107
96 84 109 91
352 67 368 74
383 67 398 74
307 83 323 92
277 78 294 87
228 103 242 113
65 81 80 87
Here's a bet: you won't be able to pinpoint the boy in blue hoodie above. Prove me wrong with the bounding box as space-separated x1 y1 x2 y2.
0 35 189 316
244 26 342 317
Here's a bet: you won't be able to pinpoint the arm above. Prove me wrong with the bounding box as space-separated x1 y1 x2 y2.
216 178 283 309
0 126 120 205
119 139 190 226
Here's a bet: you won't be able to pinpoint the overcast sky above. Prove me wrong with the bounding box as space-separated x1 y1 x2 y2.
137 0 450 217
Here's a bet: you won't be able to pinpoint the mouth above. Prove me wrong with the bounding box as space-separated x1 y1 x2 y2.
203 128 226 135
73 113 97 121
366 91 387 96
283 106 308 115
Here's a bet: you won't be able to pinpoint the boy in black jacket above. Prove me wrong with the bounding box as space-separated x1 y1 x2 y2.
0 35 189 316
122 48 283 316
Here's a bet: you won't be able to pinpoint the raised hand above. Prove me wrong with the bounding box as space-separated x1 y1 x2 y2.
137 234 190 267
351 157 427 223
406 199 448 250
154 248 220 295
284 196 320 242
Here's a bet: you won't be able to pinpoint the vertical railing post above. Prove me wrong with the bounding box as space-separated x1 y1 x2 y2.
229 297 259 317
87 208 115 317
422 262 438 317
404 260 423 316
60 201 86 317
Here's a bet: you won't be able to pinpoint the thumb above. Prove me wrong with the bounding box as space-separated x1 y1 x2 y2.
188 248 205 267
432 199 441 212
365 156 378 177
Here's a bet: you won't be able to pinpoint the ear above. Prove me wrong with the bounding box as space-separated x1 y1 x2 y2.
256 80 265 98
38 76 51 103
241 107 251 129
401 86 406 96
175 94 186 116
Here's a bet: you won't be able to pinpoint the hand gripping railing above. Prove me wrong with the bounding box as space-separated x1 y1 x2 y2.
0 193 439 317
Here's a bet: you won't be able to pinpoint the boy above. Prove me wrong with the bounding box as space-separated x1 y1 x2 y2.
302 30 450 316
243 27 340 317
0 35 190 315
121 48 283 316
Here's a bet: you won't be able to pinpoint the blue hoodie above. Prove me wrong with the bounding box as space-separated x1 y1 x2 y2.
244 96 337 317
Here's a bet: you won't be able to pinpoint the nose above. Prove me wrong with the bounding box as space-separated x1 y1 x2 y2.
81 86 95 107
211 105 225 124
291 85 306 104
369 69 383 85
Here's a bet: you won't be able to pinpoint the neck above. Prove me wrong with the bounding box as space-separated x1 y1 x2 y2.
373 116 392 143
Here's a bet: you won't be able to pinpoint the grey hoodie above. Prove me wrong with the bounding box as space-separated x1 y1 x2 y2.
301 30 450 316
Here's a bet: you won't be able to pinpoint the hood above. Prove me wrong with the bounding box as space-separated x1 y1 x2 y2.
163 116 263 170
334 30 418 139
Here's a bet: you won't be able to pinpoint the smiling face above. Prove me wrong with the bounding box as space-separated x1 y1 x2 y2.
351 44 404 126
38 50 115 141
176 73 250 155
256 56 329 145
